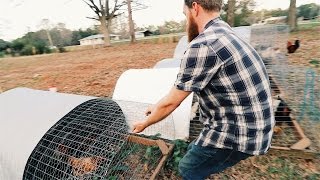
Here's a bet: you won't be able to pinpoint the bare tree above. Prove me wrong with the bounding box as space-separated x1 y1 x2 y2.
127 0 135 43
83 0 126 46
288 0 297 31
126 0 147 43
226 0 236 27
39 19 54 47
83 0 147 46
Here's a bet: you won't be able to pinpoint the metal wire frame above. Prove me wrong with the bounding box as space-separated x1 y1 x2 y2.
188 25 320 153
115 100 176 140
23 98 172 180
270 65 320 151
251 24 320 151
189 96 202 141
188 25 291 143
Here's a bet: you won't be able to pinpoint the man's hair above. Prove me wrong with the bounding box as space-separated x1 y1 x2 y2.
184 0 222 12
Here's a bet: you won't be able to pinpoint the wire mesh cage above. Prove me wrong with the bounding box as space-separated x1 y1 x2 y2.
188 24 320 154
251 24 320 152
23 98 173 180
115 100 176 140
188 25 291 141
189 96 202 140
270 65 320 151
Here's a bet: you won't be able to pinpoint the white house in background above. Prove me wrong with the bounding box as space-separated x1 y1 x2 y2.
135 30 153 39
79 34 121 46
253 16 287 26
264 16 287 24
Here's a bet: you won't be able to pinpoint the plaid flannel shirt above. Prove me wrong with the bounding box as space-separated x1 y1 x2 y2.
175 17 275 155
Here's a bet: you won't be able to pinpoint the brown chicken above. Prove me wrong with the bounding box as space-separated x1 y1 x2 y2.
273 126 283 135
69 156 102 176
287 40 300 53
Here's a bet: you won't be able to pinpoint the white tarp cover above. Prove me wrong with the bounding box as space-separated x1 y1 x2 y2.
153 58 181 69
0 88 94 180
233 26 252 43
1 68 193 179
113 68 193 140
173 35 188 60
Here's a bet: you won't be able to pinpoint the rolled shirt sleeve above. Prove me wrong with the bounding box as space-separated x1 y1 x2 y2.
175 43 222 92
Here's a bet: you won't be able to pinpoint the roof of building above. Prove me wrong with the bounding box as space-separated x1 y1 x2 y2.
135 30 153 33
79 34 121 41
264 16 287 21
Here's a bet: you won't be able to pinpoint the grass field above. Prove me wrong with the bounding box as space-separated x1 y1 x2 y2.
0 26 319 179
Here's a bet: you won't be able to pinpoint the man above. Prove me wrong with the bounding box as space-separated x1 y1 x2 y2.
133 0 275 179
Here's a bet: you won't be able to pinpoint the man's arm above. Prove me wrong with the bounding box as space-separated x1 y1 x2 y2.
132 87 191 133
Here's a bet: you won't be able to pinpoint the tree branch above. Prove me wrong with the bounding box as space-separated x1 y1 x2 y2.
107 0 113 17
83 0 102 17
99 0 103 9
131 1 148 11
111 0 125 17
99 0 105 17
86 16 100 21
106 12 124 20
84 0 147 24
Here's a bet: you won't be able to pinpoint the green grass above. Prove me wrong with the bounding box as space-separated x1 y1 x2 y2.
309 59 320 67
164 139 188 174
263 157 320 180
297 21 320 31
267 160 301 180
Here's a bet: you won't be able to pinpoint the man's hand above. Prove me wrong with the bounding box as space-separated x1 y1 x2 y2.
132 121 148 133
132 87 191 134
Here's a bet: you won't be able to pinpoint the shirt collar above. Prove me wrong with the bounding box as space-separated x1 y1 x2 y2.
204 16 222 30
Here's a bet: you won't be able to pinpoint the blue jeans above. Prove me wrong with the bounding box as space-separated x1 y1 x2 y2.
178 141 252 180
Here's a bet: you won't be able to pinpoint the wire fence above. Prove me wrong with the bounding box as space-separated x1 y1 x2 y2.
115 100 176 140
23 98 170 179
251 25 320 152
189 24 319 153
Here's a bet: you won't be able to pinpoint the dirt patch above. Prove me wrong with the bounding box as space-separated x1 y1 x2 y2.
1 29 319 179
288 27 320 70
1 29 319 96
0 42 177 97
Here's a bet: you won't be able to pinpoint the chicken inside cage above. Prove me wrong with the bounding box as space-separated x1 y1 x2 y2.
271 96 300 147
189 24 319 153
22 98 173 180
250 24 320 152
1 68 187 180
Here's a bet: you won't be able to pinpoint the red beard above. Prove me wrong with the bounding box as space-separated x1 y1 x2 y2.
187 15 199 42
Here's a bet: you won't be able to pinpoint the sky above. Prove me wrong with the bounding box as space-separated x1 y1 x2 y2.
0 0 319 41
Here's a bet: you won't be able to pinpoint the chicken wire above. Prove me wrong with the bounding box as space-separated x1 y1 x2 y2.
250 24 289 77
23 98 169 180
270 65 320 151
188 25 319 153
188 25 290 141
251 24 320 152
115 100 176 140
297 69 320 151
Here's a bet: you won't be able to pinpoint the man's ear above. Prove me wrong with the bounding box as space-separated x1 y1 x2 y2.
192 2 200 16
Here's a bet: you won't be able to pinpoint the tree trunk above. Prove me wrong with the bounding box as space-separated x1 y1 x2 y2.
288 0 297 31
107 18 113 32
100 16 111 46
45 30 54 47
227 0 236 27
127 0 136 43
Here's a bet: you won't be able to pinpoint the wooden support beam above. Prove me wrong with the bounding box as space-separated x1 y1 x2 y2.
127 135 174 180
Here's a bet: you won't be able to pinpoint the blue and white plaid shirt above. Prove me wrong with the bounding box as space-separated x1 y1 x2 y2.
175 17 275 155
